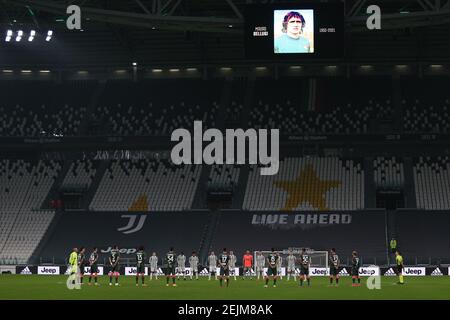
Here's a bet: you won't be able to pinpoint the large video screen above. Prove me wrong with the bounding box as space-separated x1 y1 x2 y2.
245 2 344 59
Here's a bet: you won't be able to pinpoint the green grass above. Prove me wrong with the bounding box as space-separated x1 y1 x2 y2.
0 275 449 300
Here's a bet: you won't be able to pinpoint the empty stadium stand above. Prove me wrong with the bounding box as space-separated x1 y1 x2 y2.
243 157 364 211
89 159 201 211
373 157 405 189
414 156 450 209
0 159 61 264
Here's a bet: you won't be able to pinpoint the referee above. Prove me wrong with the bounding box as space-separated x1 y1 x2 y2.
395 251 404 285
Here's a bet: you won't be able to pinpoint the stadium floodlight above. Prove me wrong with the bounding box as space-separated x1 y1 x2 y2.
186 68 197 72
16 30 23 42
132 62 137 66
169 68 180 72
152 69 163 73
28 30 36 42
46 30 53 42
21 70 32 74
5 30 13 42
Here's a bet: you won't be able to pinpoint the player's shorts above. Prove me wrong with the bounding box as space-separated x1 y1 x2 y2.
190 266 198 273
219 267 229 276
90 265 98 274
351 267 359 277
178 267 185 273
229 267 236 275
165 266 176 276
287 265 295 273
110 264 119 273
256 266 264 273
300 266 309 276
267 266 277 277
150 266 158 273
396 265 403 275
79 265 85 275
136 264 145 274
330 266 338 276
209 266 216 273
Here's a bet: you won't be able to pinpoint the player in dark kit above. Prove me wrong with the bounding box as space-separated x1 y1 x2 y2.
351 251 361 287
88 247 99 286
109 245 120 286
265 248 279 288
329 248 340 286
299 248 311 287
136 246 147 286
218 248 230 287
165 247 177 287
78 247 86 284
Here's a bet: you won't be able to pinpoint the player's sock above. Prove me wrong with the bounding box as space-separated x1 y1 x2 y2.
219 278 223 286
357 277 361 284
307 278 310 286
300 278 303 286
142 275 145 285
336 277 339 285
399 275 404 284
89 276 92 283
208 274 211 280
116 275 119 284
80 276 83 284
226 278 229 287
166 277 169 285
265 278 269 286
95 276 97 283
329 277 333 284
287 274 290 281
109 275 112 284
172 277 176 284
352 277 355 284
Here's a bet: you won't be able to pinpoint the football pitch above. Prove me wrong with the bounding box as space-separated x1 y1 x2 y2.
0 275 449 300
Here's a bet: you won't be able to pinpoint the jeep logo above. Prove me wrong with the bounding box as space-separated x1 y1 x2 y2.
360 269 375 275
42 268 57 274
311 269 327 275
101 247 137 255
405 269 423 275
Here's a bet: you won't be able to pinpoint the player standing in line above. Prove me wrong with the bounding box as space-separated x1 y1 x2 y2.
277 253 283 280
229 250 237 280
208 251 217 281
136 246 146 286
351 251 361 287
286 250 296 281
109 245 120 286
88 247 99 286
165 247 177 287
242 250 253 280
177 252 186 280
256 252 265 280
189 251 199 280
149 252 158 280
395 251 404 285
329 248 340 287
299 248 311 287
265 248 279 287
68 247 78 285
78 247 86 285
218 248 231 287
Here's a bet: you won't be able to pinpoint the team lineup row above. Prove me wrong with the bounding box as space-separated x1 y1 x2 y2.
67 246 407 287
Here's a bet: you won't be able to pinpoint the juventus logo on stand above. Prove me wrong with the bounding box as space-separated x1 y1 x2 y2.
117 215 147 234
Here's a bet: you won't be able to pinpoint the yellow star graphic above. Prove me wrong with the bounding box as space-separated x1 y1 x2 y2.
273 164 341 211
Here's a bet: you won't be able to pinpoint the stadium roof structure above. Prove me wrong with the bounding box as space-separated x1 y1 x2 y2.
1 0 450 67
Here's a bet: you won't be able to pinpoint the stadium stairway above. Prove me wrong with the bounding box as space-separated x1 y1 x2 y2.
198 210 222 265
403 157 417 208
41 161 71 209
364 157 376 208
82 160 110 210
216 79 232 130
191 165 212 209
240 76 255 128
231 165 249 209
79 80 105 135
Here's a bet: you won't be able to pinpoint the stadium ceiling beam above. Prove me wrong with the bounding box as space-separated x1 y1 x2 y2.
5 0 243 33
225 0 244 20
134 0 151 15
346 0 368 18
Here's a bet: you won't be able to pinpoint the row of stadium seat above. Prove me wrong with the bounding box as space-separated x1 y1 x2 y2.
414 156 450 210
373 157 404 189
